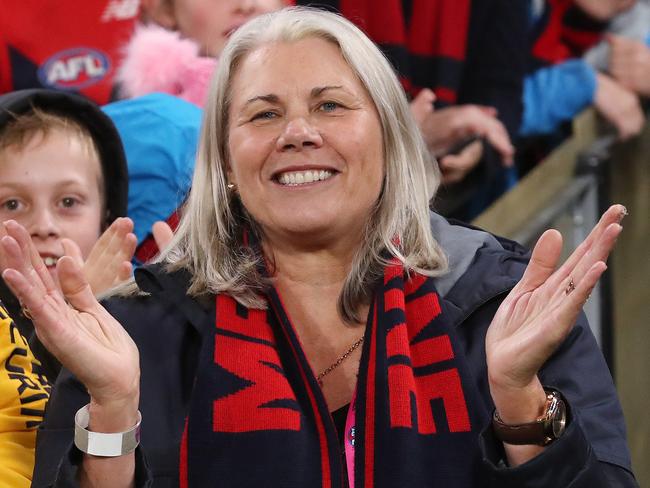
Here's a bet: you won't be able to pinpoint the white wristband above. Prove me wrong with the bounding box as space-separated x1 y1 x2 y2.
74 404 141 457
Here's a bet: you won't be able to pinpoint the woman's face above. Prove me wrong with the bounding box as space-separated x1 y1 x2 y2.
227 37 385 251
170 0 286 57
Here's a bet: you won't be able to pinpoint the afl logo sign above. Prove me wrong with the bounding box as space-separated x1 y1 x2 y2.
38 48 110 90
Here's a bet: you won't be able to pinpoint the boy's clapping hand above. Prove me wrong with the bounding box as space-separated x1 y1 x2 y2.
62 217 137 296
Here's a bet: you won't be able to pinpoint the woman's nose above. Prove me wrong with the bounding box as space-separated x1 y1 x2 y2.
276 117 323 152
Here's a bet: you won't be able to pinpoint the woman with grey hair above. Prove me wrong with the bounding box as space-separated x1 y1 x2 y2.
1 7 636 488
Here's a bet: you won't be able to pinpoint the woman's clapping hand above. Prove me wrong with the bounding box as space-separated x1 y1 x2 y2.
485 204 624 464
486 204 624 431
0 220 140 414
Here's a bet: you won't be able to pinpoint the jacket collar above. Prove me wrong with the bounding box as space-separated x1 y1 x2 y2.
429 212 529 325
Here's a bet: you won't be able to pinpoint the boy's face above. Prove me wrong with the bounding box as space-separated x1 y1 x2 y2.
0 128 103 283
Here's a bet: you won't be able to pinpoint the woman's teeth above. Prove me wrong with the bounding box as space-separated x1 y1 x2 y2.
43 256 58 267
278 170 333 186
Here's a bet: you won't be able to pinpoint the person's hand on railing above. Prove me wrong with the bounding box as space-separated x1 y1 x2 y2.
410 90 514 167
486 204 625 467
608 34 650 98
594 72 645 140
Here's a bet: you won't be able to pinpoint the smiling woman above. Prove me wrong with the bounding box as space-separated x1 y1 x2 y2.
2 7 638 488
174 10 444 324
227 37 386 270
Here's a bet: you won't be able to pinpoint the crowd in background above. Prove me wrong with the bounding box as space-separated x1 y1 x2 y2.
0 0 648 485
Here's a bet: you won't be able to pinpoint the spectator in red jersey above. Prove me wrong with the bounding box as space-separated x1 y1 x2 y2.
0 1 139 104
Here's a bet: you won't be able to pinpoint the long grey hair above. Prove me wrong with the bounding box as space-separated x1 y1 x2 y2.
155 7 448 323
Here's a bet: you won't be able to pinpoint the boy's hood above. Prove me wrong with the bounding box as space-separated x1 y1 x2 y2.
0 89 128 225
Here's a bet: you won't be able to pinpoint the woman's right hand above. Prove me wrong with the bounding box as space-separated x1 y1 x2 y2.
0 220 140 420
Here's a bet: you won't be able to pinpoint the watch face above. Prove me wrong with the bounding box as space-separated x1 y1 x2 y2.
552 399 567 438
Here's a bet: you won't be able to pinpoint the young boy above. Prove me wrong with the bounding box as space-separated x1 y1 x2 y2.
0 89 134 486
0 89 135 378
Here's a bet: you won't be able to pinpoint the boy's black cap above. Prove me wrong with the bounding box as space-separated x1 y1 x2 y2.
0 89 128 226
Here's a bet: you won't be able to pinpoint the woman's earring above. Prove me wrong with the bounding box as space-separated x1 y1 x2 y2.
227 182 237 191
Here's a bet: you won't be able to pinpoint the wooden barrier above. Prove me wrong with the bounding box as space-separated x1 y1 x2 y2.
473 109 600 239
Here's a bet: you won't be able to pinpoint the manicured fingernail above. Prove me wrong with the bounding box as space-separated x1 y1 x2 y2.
618 206 628 222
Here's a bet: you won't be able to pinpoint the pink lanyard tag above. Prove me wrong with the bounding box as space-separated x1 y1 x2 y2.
344 390 357 488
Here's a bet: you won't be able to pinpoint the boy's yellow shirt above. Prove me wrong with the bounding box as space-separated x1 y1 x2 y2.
0 302 50 487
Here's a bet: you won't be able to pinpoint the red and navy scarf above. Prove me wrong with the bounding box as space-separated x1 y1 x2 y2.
295 0 472 106
180 259 489 487
530 0 607 69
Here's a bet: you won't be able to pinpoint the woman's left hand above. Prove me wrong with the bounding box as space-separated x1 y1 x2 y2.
485 204 625 427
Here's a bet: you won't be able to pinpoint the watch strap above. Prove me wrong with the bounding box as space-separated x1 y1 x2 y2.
74 404 142 457
492 389 566 446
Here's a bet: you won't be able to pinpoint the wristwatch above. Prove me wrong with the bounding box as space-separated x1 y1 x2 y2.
492 389 567 446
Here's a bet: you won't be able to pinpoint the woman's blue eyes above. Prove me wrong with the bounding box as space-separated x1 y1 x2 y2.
320 101 339 112
252 111 277 121
251 102 342 121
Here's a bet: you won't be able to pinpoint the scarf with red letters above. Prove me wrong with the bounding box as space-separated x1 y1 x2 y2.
295 0 472 106
180 258 489 487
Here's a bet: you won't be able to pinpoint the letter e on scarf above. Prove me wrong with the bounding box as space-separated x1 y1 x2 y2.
385 273 471 434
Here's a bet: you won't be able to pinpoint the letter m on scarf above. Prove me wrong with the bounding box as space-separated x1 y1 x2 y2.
212 296 301 432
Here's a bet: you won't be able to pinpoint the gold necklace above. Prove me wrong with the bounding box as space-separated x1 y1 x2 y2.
317 336 365 387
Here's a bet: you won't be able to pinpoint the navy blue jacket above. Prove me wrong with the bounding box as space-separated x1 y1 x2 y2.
32 215 637 487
